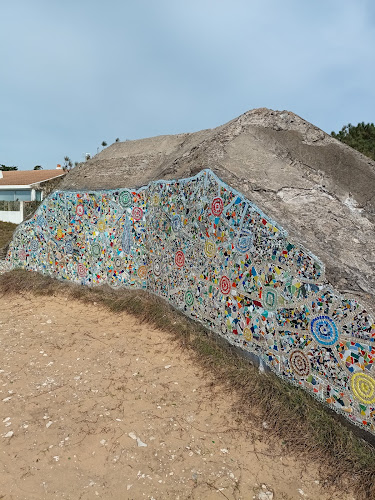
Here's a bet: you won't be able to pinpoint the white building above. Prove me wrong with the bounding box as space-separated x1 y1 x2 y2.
0 168 66 224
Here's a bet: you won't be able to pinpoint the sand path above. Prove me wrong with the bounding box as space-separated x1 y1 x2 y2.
0 294 354 499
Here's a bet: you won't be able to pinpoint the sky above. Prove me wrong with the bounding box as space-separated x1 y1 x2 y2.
1 0 375 170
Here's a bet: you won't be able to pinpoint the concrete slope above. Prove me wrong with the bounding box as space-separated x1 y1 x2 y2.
60 108 375 310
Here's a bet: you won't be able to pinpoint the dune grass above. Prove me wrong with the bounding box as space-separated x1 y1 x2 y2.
0 268 374 499
0 221 17 250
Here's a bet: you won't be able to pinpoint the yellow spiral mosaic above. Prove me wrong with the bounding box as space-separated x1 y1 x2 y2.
243 327 252 342
204 239 216 258
152 194 160 206
97 220 106 232
351 372 375 405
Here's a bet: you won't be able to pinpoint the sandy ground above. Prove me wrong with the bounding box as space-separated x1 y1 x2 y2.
0 293 356 500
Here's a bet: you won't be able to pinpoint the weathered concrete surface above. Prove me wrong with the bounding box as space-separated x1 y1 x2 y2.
60 108 375 310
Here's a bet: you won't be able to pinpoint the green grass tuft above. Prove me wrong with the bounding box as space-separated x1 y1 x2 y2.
0 221 17 251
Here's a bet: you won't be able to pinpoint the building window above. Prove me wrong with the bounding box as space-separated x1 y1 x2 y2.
0 190 16 201
0 190 32 201
14 190 32 201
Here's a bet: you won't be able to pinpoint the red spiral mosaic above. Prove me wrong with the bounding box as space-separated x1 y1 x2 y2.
211 197 224 217
219 275 231 295
77 263 87 278
76 204 84 217
18 249 26 261
132 207 143 221
289 349 311 377
175 250 185 268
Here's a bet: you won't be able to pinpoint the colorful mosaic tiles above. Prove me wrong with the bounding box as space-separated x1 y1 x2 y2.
6 169 375 435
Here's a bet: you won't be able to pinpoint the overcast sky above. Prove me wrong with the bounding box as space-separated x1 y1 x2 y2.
1 0 374 170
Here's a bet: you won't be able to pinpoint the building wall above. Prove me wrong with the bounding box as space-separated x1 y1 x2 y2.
0 198 41 224
6 169 375 436
38 175 66 198
0 207 24 224
0 200 23 224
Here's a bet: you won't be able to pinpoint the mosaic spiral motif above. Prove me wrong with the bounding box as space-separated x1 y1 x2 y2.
310 315 339 346
175 250 185 269
132 207 143 221
91 243 101 258
138 265 148 280
212 197 224 216
119 190 132 208
243 327 252 342
153 258 162 277
152 194 160 206
172 215 182 232
30 239 39 252
18 249 26 261
290 350 311 377
65 240 73 255
114 257 122 270
6 169 375 435
235 229 253 254
204 240 216 258
76 204 84 217
77 263 87 278
185 290 194 307
220 276 231 295
37 215 45 227
351 373 375 405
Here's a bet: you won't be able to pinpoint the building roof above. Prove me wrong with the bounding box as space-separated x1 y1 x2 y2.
0 169 66 187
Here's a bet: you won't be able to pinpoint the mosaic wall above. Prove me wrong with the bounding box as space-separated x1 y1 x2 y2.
6 169 375 435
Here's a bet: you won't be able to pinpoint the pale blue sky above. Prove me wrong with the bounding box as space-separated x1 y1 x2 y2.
1 0 374 170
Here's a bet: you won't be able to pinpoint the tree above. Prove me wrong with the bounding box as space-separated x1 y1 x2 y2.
115 138 120 142
331 122 375 161
34 165 43 170
101 141 107 148
63 156 73 172
0 164 18 171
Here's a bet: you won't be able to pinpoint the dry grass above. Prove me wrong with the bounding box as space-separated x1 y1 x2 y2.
0 221 17 251
1 269 375 499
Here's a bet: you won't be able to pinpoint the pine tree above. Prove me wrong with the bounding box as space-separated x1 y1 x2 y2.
331 122 375 160
0 164 18 171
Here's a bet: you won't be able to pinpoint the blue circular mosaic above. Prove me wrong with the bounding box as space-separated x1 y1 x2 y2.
150 215 160 231
310 315 338 346
37 215 45 227
65 240 74 255
171 215 182 232
30 239 39 252
235 230 253 253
